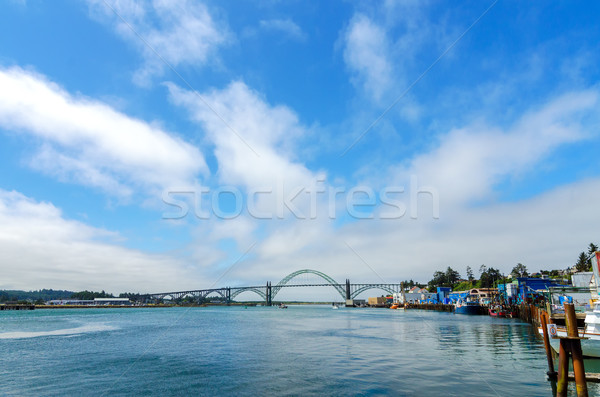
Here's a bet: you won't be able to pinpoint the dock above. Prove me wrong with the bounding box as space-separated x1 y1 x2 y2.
0 304 35 310
568 373 600 383
404 303 455 312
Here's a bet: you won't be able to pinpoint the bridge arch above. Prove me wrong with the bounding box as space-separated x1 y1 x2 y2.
203 290 226 299
272 269 345 299
230 288 266 301
350 285 396 299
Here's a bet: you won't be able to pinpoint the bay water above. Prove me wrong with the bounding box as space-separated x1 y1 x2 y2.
1 306 597 396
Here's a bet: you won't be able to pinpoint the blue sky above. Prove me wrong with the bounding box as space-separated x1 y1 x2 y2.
0 0 599 296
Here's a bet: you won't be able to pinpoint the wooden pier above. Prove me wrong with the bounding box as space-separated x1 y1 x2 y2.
404 303 455 312
0 304 35 310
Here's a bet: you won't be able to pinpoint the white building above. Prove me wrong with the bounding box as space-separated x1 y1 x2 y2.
393 290 435 304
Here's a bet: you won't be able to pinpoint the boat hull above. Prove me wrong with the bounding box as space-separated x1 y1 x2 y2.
455 305 482 315
489 309 506 317
537 327 600 358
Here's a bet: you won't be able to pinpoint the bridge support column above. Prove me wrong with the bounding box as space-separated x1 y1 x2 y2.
345 279 351 300
266 282 272 306
226 287 231 305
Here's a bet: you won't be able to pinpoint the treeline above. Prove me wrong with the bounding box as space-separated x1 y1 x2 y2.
427 265 503 292
70 290 114 300
0 289 143 303
0 289 73 303
426 242 600 292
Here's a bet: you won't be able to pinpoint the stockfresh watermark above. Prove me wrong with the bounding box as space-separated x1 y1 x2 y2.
162 176 439 220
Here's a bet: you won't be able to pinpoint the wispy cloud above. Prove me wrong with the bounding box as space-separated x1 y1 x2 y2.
398 89 599 207
88 0 231 86
342 14 392 103
0 189 201 292
259 18 306 41
0 67 207 198
167 80 315 191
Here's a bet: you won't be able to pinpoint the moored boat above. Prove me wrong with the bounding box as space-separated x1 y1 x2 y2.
537 324 600 358
455 296 482 315
539 252 600 357
489 305 506 317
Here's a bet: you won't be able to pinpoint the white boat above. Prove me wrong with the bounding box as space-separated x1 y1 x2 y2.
539 251 600 357
537 322 600 358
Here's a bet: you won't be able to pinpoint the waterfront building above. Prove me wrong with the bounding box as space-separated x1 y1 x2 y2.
392 290 436 304
572 272 594 288
47 299 95 305
436 287 452 304
516 277 568 301
93 298 131 305
46 298 131 306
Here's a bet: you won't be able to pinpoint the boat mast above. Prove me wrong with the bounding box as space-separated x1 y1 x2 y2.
591 251 600 300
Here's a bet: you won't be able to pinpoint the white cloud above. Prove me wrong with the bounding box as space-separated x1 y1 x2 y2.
164 78 598 293
219 175 600 294
88 0 230 85
0 190 202 293
398 89 599 207
259 18 306 41
343 14 392 102
0 66 206 197
167 80 316 192
166 80 344 280
190 88 600 290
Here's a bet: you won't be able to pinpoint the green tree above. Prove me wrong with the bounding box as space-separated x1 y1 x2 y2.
575 252 590 272
445 267 461 285
71 290 114 300
480 267 502 288
466 266 474 282
511 263 528 278
427 271 446 290
453 280 474 291
588 243 599 256
479 264 487 276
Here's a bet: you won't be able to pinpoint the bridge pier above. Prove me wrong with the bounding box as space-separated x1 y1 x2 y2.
345 279 351 300
226 287 231 305
266 282 272 306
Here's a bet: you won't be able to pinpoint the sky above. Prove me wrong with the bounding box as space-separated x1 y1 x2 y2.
0 0 599 298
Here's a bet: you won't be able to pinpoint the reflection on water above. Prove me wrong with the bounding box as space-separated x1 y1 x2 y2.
0 306 598 396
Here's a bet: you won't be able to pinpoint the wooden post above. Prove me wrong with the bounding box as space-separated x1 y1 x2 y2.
540 311 557 378
565 303 588 397
565 303 578 337
557 339 569 397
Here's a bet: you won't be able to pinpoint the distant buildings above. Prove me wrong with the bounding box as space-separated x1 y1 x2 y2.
46 298 131 306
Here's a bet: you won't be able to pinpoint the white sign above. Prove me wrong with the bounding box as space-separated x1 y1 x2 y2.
547 324 558 338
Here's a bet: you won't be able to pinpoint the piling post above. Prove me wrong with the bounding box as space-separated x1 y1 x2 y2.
540 311 557 378
557 339 569 396
565 303 588 397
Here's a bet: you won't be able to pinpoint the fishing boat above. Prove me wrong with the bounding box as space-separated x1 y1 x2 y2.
332 303 339 309
278 303 288 309
455 295 482 315
488 305 506 317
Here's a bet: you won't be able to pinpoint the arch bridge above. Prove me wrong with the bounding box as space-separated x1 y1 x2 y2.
141 269 403 305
